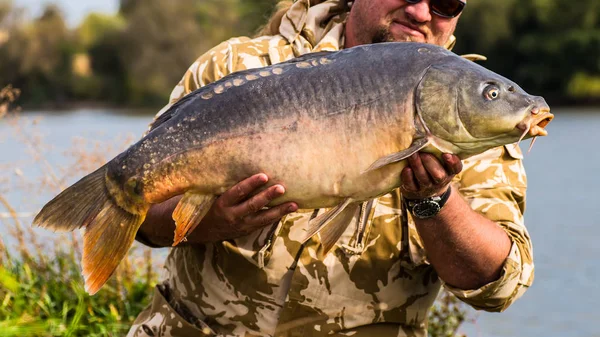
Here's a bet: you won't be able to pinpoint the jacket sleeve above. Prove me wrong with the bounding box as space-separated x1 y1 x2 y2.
443 145 534 312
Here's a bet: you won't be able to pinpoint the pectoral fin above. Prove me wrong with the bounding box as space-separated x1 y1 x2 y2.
172 193 216 246
302 198 359 253
363 138 430 173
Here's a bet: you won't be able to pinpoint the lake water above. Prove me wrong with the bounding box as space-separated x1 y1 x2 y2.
0 107 598 337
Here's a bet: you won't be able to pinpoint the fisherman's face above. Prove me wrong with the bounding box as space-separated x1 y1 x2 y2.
345 0 462 48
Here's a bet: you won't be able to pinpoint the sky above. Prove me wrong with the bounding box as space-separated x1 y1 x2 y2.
14 0 119 26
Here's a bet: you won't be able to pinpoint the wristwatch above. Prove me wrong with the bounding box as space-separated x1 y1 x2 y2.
404 187 452 219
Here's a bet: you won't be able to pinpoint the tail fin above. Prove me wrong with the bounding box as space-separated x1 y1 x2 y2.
33 166 145 295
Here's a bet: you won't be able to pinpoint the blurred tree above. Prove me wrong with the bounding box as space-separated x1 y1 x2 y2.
0 4 73 105
78 12 125 49
118 0 208 105
117 0 278 106
0 0 10 24
454 0 600 104
73 13 128 103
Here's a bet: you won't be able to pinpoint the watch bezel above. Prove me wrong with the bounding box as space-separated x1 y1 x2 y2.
412 200 442 219
404 186 452 219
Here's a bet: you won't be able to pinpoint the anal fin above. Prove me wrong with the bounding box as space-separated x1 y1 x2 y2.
172 193 216 246
302 198 359 254
363 138 430 173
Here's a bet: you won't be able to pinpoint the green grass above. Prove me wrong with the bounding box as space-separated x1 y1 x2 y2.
0 241 155 336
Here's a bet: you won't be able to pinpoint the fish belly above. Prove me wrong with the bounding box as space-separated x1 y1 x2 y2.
145 116 413 209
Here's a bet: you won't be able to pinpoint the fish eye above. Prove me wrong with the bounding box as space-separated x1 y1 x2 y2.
484 85 500 100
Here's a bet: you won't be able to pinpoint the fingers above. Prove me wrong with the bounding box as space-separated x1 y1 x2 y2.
243 202 298 230
401 166 419 192
442 153 463 175
402 153 462 198
214 173 297 233
407 153 433 188
419 153 447 184
232 184 285 218
220 173 269 206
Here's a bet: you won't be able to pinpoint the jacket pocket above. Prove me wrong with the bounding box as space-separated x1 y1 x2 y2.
128 285 216 337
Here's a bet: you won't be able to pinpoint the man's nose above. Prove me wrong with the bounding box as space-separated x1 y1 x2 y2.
405 0 433 23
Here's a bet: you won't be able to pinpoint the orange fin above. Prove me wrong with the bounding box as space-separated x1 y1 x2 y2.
172 193 216 246
82 201 145 295
32 165 146 295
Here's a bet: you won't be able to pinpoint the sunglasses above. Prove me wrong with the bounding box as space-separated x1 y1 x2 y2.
404 0 466 18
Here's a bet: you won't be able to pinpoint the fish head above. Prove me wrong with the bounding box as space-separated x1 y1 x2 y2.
415 56 553 157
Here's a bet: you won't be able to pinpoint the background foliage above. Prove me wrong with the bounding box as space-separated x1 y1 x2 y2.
0 0 597 108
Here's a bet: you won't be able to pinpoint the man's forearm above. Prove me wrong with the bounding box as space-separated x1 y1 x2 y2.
413 186 512 290
137 196 181 247
136 195 234 247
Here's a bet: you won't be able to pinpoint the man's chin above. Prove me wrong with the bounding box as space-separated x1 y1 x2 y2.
394 36 425 43
372 30 426 44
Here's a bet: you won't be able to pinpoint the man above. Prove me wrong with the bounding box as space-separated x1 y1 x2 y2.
129 0 534 336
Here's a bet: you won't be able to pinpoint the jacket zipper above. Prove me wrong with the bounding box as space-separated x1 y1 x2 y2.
257 220 283 268
355 199 374 250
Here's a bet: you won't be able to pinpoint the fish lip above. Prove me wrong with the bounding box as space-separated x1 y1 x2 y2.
516 108 554 136
536 109 553 129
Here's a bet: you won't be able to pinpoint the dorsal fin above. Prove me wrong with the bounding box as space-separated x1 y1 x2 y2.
148 90 199 131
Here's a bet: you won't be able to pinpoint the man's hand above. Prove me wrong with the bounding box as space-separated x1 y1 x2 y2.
400 153 462 199
192 173 298 241
138 173 298 246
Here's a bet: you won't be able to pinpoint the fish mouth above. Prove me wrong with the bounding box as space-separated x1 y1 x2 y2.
529 110 553 137
517 108 554 137
515 108 553 152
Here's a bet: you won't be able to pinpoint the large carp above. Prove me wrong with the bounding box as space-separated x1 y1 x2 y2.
34 42 553 294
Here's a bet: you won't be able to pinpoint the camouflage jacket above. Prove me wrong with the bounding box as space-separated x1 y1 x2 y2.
128 1 534 336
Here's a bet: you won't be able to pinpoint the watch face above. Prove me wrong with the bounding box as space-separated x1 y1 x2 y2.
413 200 441 218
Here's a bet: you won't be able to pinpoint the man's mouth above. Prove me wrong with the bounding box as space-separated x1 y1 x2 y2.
391 20 426 39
